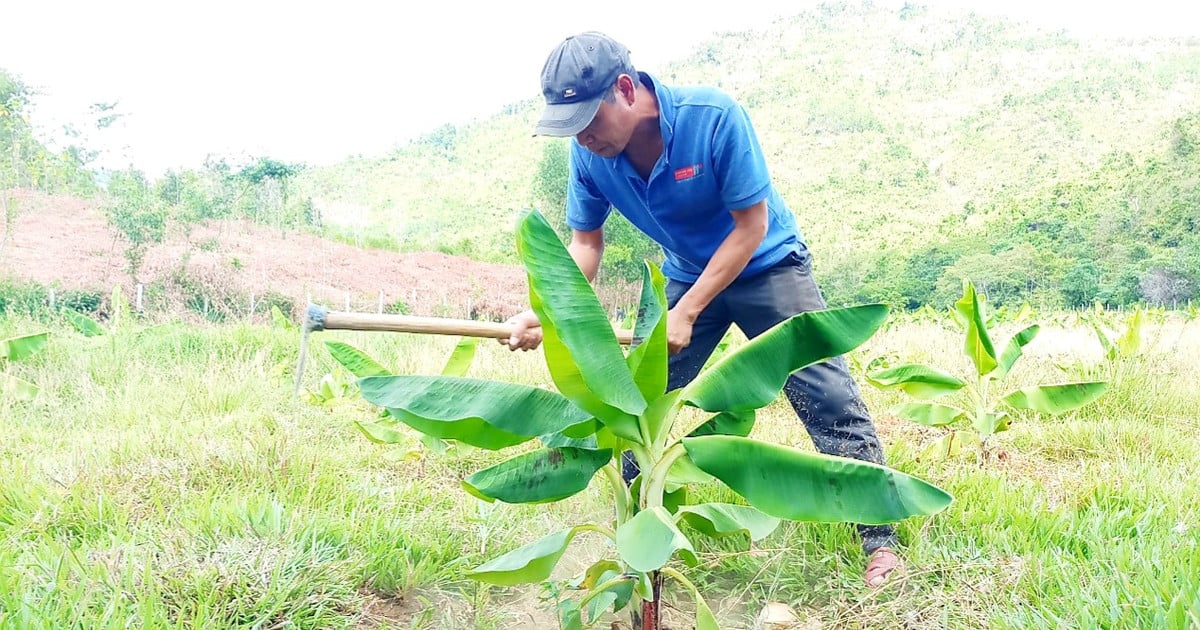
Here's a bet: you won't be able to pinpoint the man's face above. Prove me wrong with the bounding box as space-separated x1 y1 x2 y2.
574 85 634 158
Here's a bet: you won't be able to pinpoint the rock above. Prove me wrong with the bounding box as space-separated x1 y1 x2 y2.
753 602 799 629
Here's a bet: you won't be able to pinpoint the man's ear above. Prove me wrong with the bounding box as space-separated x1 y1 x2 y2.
615 74 637 105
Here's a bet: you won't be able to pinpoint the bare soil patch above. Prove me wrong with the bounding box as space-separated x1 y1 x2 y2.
0 190 529 321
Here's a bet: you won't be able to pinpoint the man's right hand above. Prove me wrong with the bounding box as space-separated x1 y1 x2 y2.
502 310 543 351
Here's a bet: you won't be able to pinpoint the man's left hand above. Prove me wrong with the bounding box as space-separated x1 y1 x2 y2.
666 308 694 355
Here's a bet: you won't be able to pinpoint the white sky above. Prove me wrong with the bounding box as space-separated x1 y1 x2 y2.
3 0 1198 175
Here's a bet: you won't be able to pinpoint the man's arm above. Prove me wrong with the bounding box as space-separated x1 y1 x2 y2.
504 227 604 350
567 227 604 282
667 199 768 353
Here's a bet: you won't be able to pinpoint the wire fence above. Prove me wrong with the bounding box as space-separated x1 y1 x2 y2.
18 281 637 326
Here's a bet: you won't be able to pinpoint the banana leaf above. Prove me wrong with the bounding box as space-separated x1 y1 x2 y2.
326 341 390 377
994 324 1039 380
1002 382 1108 415
354 420 407 444
1 332 49 362
683 435 952 524
580 562 634 624
687 409 755 438
517 210 645 439
676 503 781 541
359 375 591 449
467 525 590 585
463 447 612 504
616 506 698 572
867 364 966 399
682 305 888 413
624 262 668 401
973 411 1010 438
441 338 478 376
64 310 105 337
955 282 997 376
891 402 965 427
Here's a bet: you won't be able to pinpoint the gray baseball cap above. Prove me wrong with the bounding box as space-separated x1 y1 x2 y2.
534 32 634 137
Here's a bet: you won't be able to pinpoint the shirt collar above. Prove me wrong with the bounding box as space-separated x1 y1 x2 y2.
643 72 675 149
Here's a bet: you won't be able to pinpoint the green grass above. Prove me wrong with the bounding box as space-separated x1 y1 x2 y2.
1 314 1198 629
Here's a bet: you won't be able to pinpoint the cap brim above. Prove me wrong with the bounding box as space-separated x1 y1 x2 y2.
532 96 603 137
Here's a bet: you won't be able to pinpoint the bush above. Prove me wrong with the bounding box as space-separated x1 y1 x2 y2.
57 288 103 314
384 299 410 315
256 291 296 320
0 278 47 316
169 263 244 323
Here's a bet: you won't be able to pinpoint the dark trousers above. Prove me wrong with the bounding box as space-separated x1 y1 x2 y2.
623 250 898 554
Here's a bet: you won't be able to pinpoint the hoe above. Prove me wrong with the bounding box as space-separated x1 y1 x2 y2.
294 304 634 393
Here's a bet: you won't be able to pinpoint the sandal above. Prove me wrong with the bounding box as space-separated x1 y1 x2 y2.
864 547 902 588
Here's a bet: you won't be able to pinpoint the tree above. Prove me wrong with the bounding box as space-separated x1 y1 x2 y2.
1061 260 1100 308
933 244 1041 307
105 169 167 282
898 244 960 309
236 157 305 227
1139 267 1191 307
1098 268 1141 308
599 214 663 283
1171 111 1200 160
1 71 39 257
417 123 458 161
531 139 569 237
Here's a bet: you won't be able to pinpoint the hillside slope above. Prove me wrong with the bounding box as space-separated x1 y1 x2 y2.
0 191 528 321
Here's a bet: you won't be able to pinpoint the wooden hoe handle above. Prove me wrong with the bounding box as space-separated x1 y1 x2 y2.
304 305 635 345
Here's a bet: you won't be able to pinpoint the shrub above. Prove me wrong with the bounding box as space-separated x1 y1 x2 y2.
0 278 47 316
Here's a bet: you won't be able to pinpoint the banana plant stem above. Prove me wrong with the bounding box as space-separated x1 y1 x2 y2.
576 522 617 542
602 462 631 524
642 443 687 509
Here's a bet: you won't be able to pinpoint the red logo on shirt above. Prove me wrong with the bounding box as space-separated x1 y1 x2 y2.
674 164 703 181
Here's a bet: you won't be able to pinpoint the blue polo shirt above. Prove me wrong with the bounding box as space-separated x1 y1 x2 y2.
565 72 805 283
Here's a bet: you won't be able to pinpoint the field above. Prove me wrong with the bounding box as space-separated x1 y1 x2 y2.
1 309 1197 629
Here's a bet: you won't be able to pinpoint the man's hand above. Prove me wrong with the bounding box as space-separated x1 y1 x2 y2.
666 307 695 355
502 310 543 351
662 200 766 355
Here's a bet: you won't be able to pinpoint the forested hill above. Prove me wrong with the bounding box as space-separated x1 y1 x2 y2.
298 2 1200 310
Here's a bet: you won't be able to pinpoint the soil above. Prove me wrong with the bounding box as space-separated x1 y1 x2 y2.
0 190 531 322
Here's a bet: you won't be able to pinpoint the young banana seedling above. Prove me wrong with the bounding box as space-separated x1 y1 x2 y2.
868 281 1108 459
356 209 953 630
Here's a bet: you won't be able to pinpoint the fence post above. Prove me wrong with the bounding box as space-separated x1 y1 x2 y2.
249 293 256 317
345 293 351 312
467 296 472 319
378 290 385 314
136 284 144 312
48 288 55 310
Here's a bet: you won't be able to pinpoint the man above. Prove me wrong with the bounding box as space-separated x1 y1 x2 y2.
503 31 902 588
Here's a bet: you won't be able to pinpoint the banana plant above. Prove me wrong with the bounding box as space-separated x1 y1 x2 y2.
355 209 952 630
1054 304 1148 382
868 281 1108 458
1089 304 1144 363
1 332 49 401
